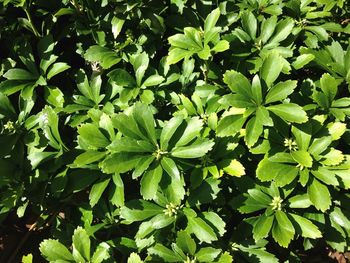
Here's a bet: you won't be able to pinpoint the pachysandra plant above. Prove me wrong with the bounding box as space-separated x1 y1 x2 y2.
0 0 349 262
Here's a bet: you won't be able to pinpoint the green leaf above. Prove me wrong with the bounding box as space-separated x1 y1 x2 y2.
148 244 183 262
108 137 155 153
265 80 297 104
257 158 299 186
44 86 64 108
290 213 322 239
0 80 33 96
204 8 220 32
111 17 125 39
108 68 136 87
133 103 157 145
28 151 58 169
195 247 221 262
169 33 200 50
198 44 211 60
260 52 284 87
291 150 313 168
160 116 183 150
256 106 273 126
268 103 308 123
320 73 338 102
143 75 164 87
22 254 33 263
212 40 229 53
268 18 294 44
101 153 144 174
112 113 144 140
127 253 143 263
216 252 233 263
241 11 257 39
91 243 110 263
89 177 110 207
307 178 331 212
186 214 217 243
78 124 110 149
72 227 91 261
217 114 245 137
167 48 192 65
171 139 214 158
272 211 295 247
291 124 312 151
180 95 198 115
238 246 278 263
47 62 70 80
245 116 263 147
288 194 312 208
308 136 332 156
85 45 121 69
40 239 74 262
176 230 196 255
223 70 252 98
120 200 163 222
311 167 339 186
111 173 124 207
0 92 16 118
330 207 350 231
202 211 226 236
132 156 156 179
76 69 97 103
221 159 245 177
261 16 277 43
176 117 203 147
40 106 64 149
141 165 163 200
74 151 106 166
4 68 37 80
253 215 274 241
251 75 263 105
171 0 186 13
161 157 180 179
292 54 315 69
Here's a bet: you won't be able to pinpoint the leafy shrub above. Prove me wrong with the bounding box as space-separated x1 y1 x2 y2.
0 0 350 262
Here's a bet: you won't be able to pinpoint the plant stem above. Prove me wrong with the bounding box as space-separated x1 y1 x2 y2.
24 8 41 37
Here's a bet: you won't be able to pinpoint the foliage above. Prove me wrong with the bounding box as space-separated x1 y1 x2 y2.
0 0 350 262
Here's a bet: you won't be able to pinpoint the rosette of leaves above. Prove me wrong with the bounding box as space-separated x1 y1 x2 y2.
217 52 308 147
74 102 214 202
285 0 348 48
226 12 295 72
232 183 322 247
311 73 350 120
236 0 284 16
63 69 112 128
0 35 70 99
256 118 350 212
147 230 232 262
107 52 165 108
119 197 226 251
301 41 350 86
40 227 110 263
167 8 229 65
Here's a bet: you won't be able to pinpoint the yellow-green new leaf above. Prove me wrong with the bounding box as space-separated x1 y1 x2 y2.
222 159 245 177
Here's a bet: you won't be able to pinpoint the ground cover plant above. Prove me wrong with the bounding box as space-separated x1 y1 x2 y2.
0 0 350 262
